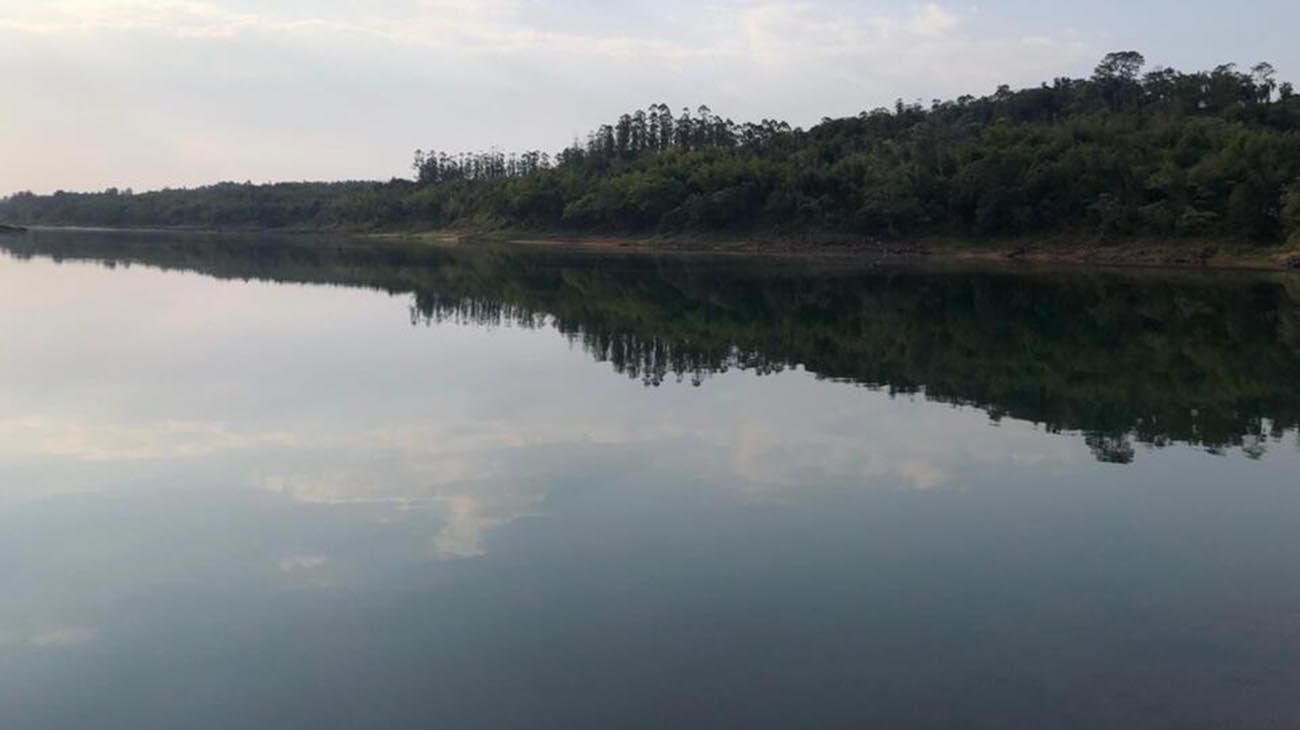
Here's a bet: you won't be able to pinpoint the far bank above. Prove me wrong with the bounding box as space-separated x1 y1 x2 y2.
370 229 1300 273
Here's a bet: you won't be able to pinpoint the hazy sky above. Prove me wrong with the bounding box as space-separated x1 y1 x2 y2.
3 0 1297 194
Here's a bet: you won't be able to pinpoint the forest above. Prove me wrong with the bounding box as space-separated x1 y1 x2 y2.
4 52 1300 246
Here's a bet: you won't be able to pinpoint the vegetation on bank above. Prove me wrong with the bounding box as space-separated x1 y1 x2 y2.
4 53 1300 247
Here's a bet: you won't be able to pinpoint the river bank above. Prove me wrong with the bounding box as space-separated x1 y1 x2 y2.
374 230 1300 273
12 224 1300 272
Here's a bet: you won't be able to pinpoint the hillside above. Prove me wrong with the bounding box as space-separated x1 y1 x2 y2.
4 53 1300 247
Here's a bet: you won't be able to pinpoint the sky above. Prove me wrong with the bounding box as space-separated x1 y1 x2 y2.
2 0 1298 194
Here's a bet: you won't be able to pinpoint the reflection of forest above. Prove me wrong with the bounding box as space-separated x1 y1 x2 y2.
7 231 1300 463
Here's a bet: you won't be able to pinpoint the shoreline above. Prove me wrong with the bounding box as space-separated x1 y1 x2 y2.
15 224 1300 273
377 230 1300 274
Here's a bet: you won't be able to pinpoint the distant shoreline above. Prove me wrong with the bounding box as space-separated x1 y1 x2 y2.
376 230 1300 273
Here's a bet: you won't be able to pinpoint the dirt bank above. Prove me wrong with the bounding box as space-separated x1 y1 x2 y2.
379 231 1300 273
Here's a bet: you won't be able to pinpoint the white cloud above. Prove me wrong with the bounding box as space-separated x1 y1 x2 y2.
909 3 960 37
0 1 1103 192
0 0 696 57
733 1 1093 97
739 1 964 64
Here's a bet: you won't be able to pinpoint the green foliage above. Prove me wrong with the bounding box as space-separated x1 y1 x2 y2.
1282 182 1300 244
4 54 1300 244
0 182 377 230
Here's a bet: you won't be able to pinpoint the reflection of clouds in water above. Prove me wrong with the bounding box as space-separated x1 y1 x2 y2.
277 555 328 572
0 626 98 650
0 364 1090 558
701 394 1083 496
247 392 1086 557
29 627 97 648
260 473 431 508
0 416 301 462
432 493 543 559
898 460 949 490
259 471 545 561
253 431 547 560
276 555 339 589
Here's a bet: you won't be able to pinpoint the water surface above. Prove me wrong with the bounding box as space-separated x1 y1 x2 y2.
2 230 1300 729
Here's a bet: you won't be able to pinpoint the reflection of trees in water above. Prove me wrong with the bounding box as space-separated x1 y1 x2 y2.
7 232 1300 463
409 257 1300 463
411 290 787 387
410 292 549 330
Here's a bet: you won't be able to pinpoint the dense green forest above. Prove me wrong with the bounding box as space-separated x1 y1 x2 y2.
6 229 1299 463
4 52 1300 245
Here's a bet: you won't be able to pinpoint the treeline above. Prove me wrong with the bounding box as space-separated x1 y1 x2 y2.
0 181 377 230
4 53 1300 244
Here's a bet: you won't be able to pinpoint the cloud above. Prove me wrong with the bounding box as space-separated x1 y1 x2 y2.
909 4 960 37
0 0 697 58
0 0 1102 192
0 1 1090 74
739 2 963 63
734 1 1093 97
0 1 263 37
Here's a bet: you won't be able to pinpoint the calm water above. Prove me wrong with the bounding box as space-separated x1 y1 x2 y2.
3 230 1300 729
